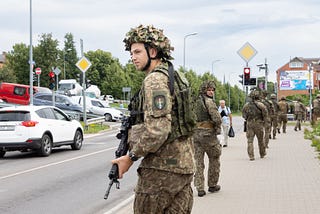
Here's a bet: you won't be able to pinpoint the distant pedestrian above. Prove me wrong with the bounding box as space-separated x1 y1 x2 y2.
242 90 267 161
218 100 232 147
294 97 306 131
193 80 222 197
312 94 320 125
277 96 289 133
270 94 279 139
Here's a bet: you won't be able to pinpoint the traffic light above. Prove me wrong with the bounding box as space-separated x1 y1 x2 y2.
244 67 251 85
239 74 244 85
49 71 55 90
33 72 37 82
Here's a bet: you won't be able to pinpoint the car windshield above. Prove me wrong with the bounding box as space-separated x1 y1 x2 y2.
59 83 73 90
0 111 31 121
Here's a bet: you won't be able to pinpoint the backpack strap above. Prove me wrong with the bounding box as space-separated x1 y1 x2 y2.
167 61 175 96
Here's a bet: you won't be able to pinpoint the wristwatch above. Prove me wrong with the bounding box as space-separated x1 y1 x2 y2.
129 152 139 161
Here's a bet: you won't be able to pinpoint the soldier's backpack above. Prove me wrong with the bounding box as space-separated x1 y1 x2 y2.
155 62 196 141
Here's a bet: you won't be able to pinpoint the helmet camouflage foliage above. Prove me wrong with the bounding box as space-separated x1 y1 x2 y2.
281 96 286 100
123 24 174 60
200 80 216 94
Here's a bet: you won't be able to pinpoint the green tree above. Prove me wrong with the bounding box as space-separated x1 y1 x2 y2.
33 33 60 88
61 33 78 80
5 43 29 84
0 65 17 83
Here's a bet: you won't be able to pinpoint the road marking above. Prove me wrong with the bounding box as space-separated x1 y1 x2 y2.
0 147 117 180
104 195 134 214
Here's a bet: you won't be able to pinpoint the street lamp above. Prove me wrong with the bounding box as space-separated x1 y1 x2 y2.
211 59 221 76
228 72 236 108
257 58 268 90
63 48 72 79
183 32 197 71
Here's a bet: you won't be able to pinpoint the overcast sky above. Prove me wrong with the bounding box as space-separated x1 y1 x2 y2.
1 0 320 86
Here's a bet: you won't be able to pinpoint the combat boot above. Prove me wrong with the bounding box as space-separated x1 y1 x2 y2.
208 185 221 193
277 128 280 134
198 190 206 197
294 127 297 131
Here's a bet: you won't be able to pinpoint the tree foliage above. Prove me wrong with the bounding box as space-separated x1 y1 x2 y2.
1 32 248 112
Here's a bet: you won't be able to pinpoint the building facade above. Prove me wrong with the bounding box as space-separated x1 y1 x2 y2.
276 57 320 99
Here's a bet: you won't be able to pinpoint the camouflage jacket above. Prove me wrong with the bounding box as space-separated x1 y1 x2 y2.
128 63 195 174
242 101 268 123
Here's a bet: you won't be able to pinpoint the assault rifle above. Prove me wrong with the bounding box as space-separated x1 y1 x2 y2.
104 116 131 200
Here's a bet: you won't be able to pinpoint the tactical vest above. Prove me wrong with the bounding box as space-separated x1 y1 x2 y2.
129 63 196 141
194 95 211 122
246 102 263 120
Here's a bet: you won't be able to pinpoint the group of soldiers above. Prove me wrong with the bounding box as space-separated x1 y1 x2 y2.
242 90 291 160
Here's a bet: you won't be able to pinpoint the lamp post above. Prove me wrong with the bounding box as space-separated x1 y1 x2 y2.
257 58 268 90
63 48 72 79
29 0 33 105
183 32 197 71
228 72 236 108
308 64 313 121
211 59 221 76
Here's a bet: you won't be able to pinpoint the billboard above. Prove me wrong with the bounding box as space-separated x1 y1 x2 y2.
279 70 313 90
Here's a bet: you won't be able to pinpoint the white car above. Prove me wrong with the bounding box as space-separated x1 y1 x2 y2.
72 96 123 121
0 105 83 158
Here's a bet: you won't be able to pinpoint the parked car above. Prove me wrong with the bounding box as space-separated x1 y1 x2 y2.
33 93 83 113
0 82 37 105
0 105 83 157
71 96 123 121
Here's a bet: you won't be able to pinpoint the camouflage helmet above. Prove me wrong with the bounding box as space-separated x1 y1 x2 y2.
200 80 216 94
123 24 174 60
317 94 320 99
249 90 260 100
281 96 286 100
270 94 276 99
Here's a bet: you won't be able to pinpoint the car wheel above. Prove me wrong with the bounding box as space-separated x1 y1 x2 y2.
38 134 52 157
71 130 83 150
104 113 112 122
0 150 5 158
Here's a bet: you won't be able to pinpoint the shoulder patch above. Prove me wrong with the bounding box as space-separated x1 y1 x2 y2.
151 90 170 117
154 94 166 110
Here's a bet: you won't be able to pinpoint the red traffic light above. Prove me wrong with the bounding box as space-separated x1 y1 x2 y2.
244 67 250 80
49 71 55 78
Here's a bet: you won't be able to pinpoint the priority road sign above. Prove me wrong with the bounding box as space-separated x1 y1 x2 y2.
76 56 92 73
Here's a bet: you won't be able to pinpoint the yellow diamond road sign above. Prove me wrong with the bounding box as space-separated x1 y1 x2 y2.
76 56 92 73
237 42 257 63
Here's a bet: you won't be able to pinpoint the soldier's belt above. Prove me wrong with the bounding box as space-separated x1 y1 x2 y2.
197 121 214 129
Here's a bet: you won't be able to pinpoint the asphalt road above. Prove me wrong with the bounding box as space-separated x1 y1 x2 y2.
0 123 138 214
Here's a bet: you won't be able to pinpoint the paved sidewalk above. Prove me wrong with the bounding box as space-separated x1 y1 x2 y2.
114 122 320 214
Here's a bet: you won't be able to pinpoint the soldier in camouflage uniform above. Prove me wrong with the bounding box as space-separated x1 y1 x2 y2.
270 94 280 139
242 90 268 161
294 97 306 131
260 90 273 148
193 80 222 197
277 96 289 133
111 25 195 213
312 94 320 125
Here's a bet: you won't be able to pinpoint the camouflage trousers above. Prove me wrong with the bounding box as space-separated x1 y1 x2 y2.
294 113 303 130
270 115 278 138
278 113 288 133
134 168 193 214
246 120 266 159
193 129 221 191
264 119 271 147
